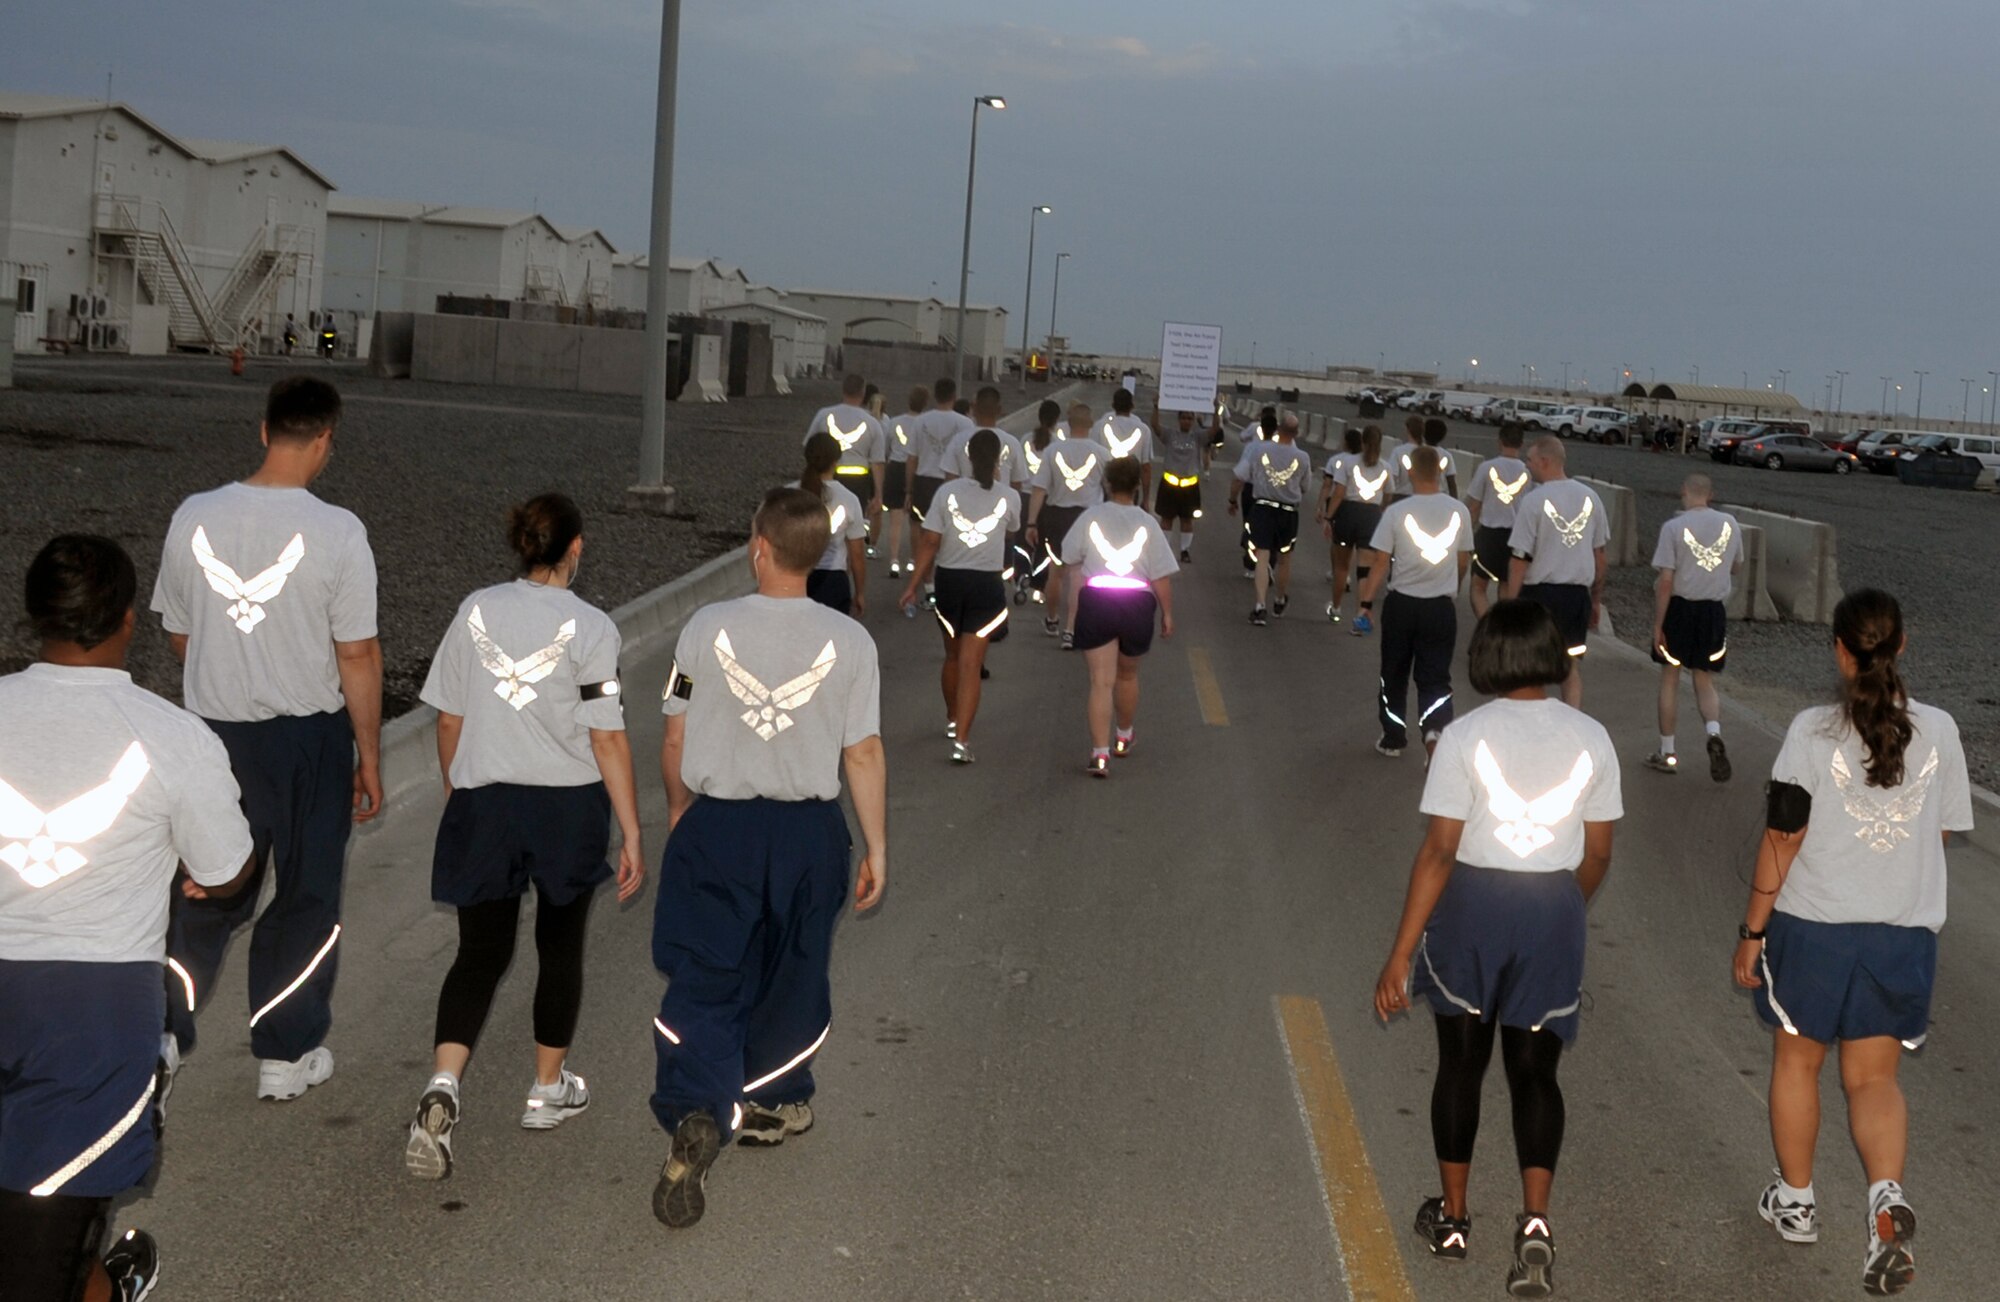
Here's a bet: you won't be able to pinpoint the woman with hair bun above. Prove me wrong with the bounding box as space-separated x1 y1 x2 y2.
404 492 645 1182
798 430 869 617
1734 589 1972 1297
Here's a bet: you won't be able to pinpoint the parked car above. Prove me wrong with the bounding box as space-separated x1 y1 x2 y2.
1554 406 1630 439
1395 389 1442 410
1485 397 1563 430
1733 431 1857 473
1856 428 1920 474
1437 392 1496 420
1892 431 2000 477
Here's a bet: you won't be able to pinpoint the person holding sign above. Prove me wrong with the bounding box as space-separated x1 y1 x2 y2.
1150 398 1218 564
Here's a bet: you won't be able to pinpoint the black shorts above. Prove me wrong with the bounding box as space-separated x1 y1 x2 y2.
1333 500 1383 548
1072 584 1159 657
432 782 613 909
882 461 909 510
1247 500 1301 553
1520 582 1592 656
1155 476 1202 520
807 567 852 616
1037 504 1085 562
1472 524 1511 582
833 468 876 505
910 474 944 519
933 566 1008 639
1653 595 1727 672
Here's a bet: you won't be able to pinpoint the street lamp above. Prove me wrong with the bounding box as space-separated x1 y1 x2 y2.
1048 251 1070 355
630 0 683 515
953 94 1006 390
1776 368 1789 394
1914 370 1928 424
1469 357 1479 384
1019 205 1050 372
1988 370 1998 430
1560 360 1571 391
1691 365 1700 385
1834 370 1847 418
1962 378 1973 425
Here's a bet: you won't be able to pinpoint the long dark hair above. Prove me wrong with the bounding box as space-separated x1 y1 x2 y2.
1359 423 1383 467
507 493 583 573
1034 400 1061 451
967 429 1000 491
1832 588 1913 788
801 430 840 501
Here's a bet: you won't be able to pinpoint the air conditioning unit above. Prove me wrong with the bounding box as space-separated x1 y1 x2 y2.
87 322 105 350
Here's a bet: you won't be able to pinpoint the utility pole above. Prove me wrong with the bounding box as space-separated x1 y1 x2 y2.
1914 370 1928 424
953 96 1006 390
629 0 681 514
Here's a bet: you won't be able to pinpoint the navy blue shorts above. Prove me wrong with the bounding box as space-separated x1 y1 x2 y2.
1411 864 1587 1044
1472 525 1511 583
1653 596 1727 673
1520 582 1592 656
807 567 853 616
0 960 164 1197
1073 584 1158 657
431 782 612 909
1248 500 1300 553
1755 912 1937 1047
833 468 876 506
1334 501 1382 549
883 460 909 510
933 566 1007 640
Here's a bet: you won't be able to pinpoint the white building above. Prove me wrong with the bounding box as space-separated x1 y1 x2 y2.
708 299 828 378
607 255 753 317
0 91 330 354
324 197 583 316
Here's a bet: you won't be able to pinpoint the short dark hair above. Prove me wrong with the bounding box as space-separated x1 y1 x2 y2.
1422 418 1449 446
1112 388 1135 414
753 487 832 575
1405 445 1442 482
1496 422 1525 450
265 375 342 441
506 492 584 572
1467 599 1571 695
25 534 136 650
1103 457 1143 496
932 377 958 406
842 373 866 399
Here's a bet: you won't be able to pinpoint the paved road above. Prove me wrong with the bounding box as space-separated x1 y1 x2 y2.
129 429 1999 1300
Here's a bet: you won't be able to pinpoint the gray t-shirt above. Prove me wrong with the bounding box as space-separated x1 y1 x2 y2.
1652 506 1742 603
420 580 624 791
1156 424 1207 478
922 478 1021 572
947 426 1030 488
1465 456 1532 531
152 482 378 721
662 594 880 803
1771 701 1973 931
1506 479 1609 587
885 413 921 465
1093 414 1155 464
803 402 886 472
1028 443 1107 510
1390 446 1455 497
1061 502 1182 583
1233 441 1313 505
805 479 868 573
1338 455 1392 505
1420 696 1624 873
1370 494 1474 600
910 409 974 479
0 664 253 963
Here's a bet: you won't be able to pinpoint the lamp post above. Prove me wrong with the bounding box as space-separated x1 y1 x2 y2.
1469 357 1479 386
1961 378 1973 426
1988 370 1998 430
1047 251 1069 354
1691 365 1700 385
953 95 1006 390
1560 360 1571 391
1834 370 1847 419
1880 377 1890 420
1913 370 1928 424
1776 368 1789 394
629 0 682 514
1018 205 1050 372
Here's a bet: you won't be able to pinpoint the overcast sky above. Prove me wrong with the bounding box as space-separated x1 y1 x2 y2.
11 1 1996 414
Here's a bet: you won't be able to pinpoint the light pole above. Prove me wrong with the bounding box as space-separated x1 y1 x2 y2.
1047 251 1069 356
1962 378 1973 426
1880 377 1890 420
1469 357 1479 386
1776 368 1789 394
1018 205 1050 370
1691 365 1700 385
1560 360 1571 391
1914 370 1928 424
953 95 1006 390
630 0 682 514
1834 370 1847 418
1988 370 1998 430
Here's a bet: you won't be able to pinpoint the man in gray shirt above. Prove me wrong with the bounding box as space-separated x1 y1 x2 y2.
649 487 887 1232
150 376 382 1103
1646 473 1742 780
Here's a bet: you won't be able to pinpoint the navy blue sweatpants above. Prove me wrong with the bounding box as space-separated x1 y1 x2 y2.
166 710 352 1062
650 797 850 1143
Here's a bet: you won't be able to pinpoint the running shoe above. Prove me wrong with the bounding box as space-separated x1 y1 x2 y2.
1180 548 1192 563
1087 753 1109 778
1060 630 1075 650
737 1101 814 1147
951 741 975 765
1352 612 1374 636
652 1110 722 1229
890 561 902 575
1757 1173 1819 1243
1250 606 1269 626
1506 1213 1555 1298
1413 1196 1470 1262
1113 734 1134 758
1043 616 1060 637
1643 751 1679 775
1273 596 1289 617
520 1067 590 1130
866 544 878 559
1708 734 1733 783
257 1046 333 1101
1862 1182 1916 1296
102 1228 161 1302
1326 602 1343 624
404 1076 460 1180
1375 739 1404 758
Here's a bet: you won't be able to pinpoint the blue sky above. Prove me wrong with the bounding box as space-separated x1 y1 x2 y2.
12 0 1998 413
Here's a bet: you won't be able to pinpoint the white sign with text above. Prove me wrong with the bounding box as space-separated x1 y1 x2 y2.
1158 321 1223 412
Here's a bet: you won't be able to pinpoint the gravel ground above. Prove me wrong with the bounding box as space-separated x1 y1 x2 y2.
1291 395 2000 789
0 357 1047 717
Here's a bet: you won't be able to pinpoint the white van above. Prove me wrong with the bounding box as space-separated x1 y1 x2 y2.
1437 392 1496 419
1896 432 2000 476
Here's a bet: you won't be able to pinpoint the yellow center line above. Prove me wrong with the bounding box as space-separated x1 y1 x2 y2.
1274 995 1414 1302
1187 646 1229 726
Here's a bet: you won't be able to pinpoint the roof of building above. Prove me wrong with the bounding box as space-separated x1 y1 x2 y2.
707 301 827 324
553 224 617 252
1629 382 1804 410
180 137 337 190
329 195 436 221
784 288 946 306
0 96 336 189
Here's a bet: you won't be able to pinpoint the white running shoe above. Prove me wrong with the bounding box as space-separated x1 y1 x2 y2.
736 1101 814 1147
1862 1182 1916 1296
1757 1172 1820 1243
257 1047 333 1101
521 1067 591 1130
404 1076 459 1180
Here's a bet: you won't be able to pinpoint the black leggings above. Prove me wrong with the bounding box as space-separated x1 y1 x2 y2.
0 1188 107 1301
1430 1013 1567 1171
434 889 594 1052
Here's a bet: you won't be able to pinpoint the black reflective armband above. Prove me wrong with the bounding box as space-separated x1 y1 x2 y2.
1765 780 1811 833
580 678 621 702
663 664 694 702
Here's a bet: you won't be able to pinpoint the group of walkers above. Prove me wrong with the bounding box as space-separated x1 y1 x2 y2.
0 370 1973 1301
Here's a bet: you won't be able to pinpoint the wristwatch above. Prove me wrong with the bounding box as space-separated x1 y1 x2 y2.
1738 923 1766 941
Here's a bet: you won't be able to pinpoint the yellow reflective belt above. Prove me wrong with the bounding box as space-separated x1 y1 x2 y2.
1163 472 1200 487
834 466 870 475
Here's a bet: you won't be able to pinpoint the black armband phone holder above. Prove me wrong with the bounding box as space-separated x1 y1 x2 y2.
664 666 694 702
1765 780 1811 833
580 678 621 702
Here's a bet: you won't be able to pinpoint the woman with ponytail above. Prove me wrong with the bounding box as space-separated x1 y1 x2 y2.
799 431 868 617
1733 588 1972 1296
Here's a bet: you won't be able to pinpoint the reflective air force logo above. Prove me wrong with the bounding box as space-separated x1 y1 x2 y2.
947 494 1009 548
1543 498 1594 548
1087 521 1147 576
1056 449 1099 492
713 629 837 741
826 414 867 453
1101 423 1144 458
1352 467 1388 502
1833 747 1939 853
467 606 576 710
1472 741 1594 859
892 421 909 448
1685 522 1732 572
1261 453 1301 490
192 527 306 633
1404 513 1463 565
0 742 151 887
1023 445 1044 476
1489 468 1529 505
827 504 848 536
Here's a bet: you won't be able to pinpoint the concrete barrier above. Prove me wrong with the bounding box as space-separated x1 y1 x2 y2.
577 326 650 396
411 313 498 386
681 334 727 402
1720 504 1841 623
493 319 583 391
368 312 415 379
1574 475 1638 567
1725 522 1781 621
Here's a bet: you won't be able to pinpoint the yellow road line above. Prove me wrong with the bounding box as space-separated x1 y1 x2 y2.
1187 647 1229 726
1275 995 1414 1302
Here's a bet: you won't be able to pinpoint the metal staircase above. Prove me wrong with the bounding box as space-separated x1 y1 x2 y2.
210 224 313 349
92 197 312 352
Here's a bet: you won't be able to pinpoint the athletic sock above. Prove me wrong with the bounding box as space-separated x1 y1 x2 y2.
1660 734 1676 756
1092 746 1110 761
1115 727 1134 743
1867 1179 1901 1207
428 1070 460 1096
1705 720 1723 738
1780 1178 1815 1205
